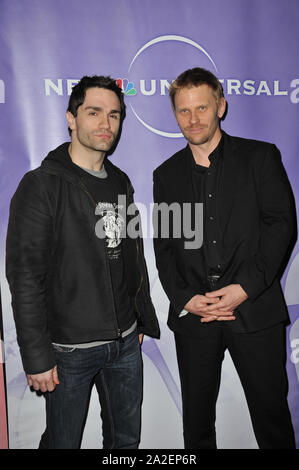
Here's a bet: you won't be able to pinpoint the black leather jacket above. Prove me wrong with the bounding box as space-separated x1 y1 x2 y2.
6 143 160 374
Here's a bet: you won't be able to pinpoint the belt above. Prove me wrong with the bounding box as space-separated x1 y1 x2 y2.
207 274 221 282
207 273 221 289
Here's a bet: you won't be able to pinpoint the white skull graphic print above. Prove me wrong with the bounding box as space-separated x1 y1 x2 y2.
95 202 125 259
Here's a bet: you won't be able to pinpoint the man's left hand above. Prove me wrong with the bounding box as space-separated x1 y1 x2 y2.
203 284 248 321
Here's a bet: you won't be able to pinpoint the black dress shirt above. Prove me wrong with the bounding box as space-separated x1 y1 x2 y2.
190 136 224 277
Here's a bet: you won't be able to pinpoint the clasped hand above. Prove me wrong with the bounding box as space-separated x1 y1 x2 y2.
184 284 248 323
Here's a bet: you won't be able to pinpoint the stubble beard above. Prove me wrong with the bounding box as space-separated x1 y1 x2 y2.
77 129 116 154
182 118 219 147
181 127 210 147
184 132 209 146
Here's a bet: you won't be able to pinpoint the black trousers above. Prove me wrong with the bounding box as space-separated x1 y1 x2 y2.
174 322 295 449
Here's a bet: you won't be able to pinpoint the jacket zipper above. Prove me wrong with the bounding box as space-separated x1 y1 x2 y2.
78 179 122 341
124 182 157 330
134 238 144 317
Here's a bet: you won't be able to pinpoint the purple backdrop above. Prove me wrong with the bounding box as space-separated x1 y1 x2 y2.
0 0 298 448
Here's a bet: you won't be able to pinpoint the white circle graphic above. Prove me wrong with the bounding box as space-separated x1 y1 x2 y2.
130 104 183 138
129 35 218 73
128 35 218 138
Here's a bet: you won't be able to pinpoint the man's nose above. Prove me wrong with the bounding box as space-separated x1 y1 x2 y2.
189 111 200 125
99 113 111 129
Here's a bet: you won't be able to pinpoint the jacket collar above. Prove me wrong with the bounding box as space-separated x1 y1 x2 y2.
40 141 128 188
41 142 83 185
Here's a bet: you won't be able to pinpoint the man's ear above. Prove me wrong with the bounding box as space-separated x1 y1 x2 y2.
217 97 227 119
66 111 76 132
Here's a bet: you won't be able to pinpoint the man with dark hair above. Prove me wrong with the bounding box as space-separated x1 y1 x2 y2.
6 75 160 449
66 76 126 135
153 67 296 449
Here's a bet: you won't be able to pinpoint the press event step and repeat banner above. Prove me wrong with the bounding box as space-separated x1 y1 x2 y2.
0 0 298 449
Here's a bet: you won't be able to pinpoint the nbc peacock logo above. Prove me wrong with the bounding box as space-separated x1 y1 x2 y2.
116 78 137 96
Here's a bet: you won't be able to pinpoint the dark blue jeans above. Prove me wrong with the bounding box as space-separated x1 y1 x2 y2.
39 330 142 449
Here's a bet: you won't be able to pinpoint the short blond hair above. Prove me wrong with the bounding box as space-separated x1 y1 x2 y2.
169 68 224 109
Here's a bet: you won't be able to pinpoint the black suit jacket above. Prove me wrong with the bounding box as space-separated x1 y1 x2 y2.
153 132 296 335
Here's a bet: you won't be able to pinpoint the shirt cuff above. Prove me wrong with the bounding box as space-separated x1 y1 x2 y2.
179 308 189 318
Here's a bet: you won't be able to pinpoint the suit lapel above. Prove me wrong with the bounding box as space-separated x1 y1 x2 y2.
218 133 240 233
174 145 196 204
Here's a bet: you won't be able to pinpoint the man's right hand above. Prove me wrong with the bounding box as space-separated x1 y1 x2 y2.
184 295 236 322
27 365 60 393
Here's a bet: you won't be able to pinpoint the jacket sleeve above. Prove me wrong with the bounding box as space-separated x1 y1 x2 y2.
234 144 296 301
153 171 198 315
6 171 56 375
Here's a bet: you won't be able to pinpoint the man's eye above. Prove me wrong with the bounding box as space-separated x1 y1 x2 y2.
89 112 97 116
110 114 120 120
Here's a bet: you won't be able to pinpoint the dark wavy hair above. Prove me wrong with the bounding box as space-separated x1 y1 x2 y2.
67 75 126 135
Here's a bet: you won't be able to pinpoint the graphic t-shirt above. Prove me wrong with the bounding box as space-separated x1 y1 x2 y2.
76 163 135 335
